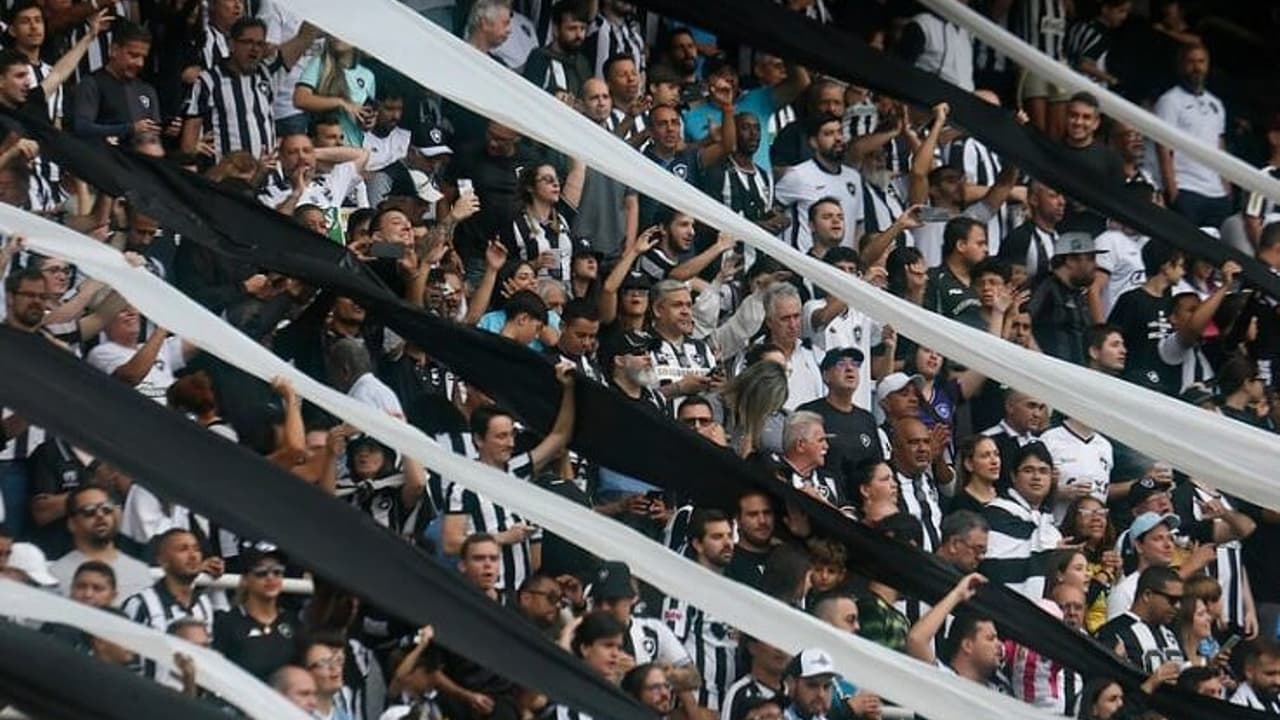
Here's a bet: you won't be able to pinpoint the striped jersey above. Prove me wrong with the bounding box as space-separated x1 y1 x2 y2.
123 580 215 675
200 22 231 70
948 136 1009 255
1064 19 1112 69
444 453 541 591
25 61 64 213
584 13 645 79
1004 639 1083 715
662 594 738 711
1095 612 1185 672
1174 483 1247 630
1230 683 1280 713
893 468 944 551
981 488 1062 599
721 676 777 720
185 57 284 160
1013 0 1069 61
510 210 573 283
1244 166 1280 225
625 616 692 666
65 1 129 83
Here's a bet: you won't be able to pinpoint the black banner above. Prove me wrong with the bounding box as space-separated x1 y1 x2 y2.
0 328 649 720
9 118 1265 720
0 620 231 720
628 0 1280 300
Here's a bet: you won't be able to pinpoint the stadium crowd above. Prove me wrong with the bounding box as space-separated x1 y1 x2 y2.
2 0 1280 719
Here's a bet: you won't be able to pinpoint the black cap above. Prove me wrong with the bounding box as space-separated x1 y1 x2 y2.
590 561 637 600
239 540 286 569
619 270 653 291
1128 476 1171 507
819 346 865 371
572 236 604 260
1179 383 1216 407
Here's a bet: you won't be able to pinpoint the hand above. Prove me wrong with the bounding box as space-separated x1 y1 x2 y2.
259 146 279 174
633 225 663 255
1057 535 1086 550
1221 260 1242 286
466 692 496 716
1014 109 1030 126
555 573 584 610
13 138 39 162
554 360 576 387
1100 550 1122 578
708 75 735 108
164 117 183 138
173 652 197 696
289 165 309 194
1141 661 1182 693
131 118 161 137
1061 482 1093 501
1187 541 1218 568
195 131 217 158
931 102 950 126
499 275 522 299
848 691 883 720
615 652 637 677
201 556 225 579
537 249 559 270
122 250 146 268
415 625 435 647
898 204 926 230
1201 498 1229 519
1146 463 1174 487
242 273 271 298
928 423 950 458
716 251 742 284
270 376 299 406
326 424 354 455
624 494 653 515
397 244 420 276
450 191 481 222
484 239 508 271
1211 645 1234 670
677 373 714 395
1245 609 1260 639
949 572 987 603
881 324 897 346
87 9 114 37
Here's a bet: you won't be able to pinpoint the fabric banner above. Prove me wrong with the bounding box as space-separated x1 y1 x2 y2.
2 210 1072 720
0 328 647 720
629 0 1280 300
916 0 1280 204
0 195 1263 720
0 579 310 720
0 619 231 720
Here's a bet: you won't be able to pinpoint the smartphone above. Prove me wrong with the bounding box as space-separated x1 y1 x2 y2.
918 207 952 223
1221 635 1243 654
457 178 474 195
369 241 405 259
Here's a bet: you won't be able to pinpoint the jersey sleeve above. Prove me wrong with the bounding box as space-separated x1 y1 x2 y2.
86 342 132 376
184 72 211 119
653 620 693 666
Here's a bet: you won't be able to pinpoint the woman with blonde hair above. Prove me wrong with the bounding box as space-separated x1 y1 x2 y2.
293 38 376 147
721 356 789 458
212 546 295 680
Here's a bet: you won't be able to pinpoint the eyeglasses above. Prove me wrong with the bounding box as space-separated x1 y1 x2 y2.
306 653 345 670
829 358 861 369
1149 589 1183 605
250 565 286 579
1076 508 1108 518
73 502 116 518
643 682 673 693
681 416 714 428
522 588 562 604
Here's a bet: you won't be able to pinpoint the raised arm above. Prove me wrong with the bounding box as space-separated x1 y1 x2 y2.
110 328 170 387
697 78 737 169
906 573 986 664
529 363 576 473
43 10 112 97
669 233 734 281
598 226 660 324
908 103 949 206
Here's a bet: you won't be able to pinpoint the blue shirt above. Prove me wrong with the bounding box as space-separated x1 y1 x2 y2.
477 309 562 352
682 86 776 172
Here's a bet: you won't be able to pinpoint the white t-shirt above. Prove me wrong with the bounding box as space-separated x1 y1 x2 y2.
364 127 412 172
802 298 880 409
260 0 324 121
1154 85 1227 198
86 336 186 402
258 162 362 213
1093 230 1147 317
774 159 865 254
348 372 405 418
493 11 539 71
1039 424 1113 521
1106 571 1139 621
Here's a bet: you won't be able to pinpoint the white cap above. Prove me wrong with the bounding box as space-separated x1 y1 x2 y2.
785 648 837 679
8 542 58 587
408 169 444 203
876 372 924 401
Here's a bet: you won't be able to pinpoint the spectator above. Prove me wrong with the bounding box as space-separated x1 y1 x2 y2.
999 181 1064 285
1107 512 1179 620
725 490 777 589
1097 566 1188 672
906 573 1009 693
72 20 161 142
899 9 974 91
951 434 1001 513
798 346 881 487
848 459 898 524
1174 592 1222 669
573 78 638 260
589 561 698 688
1107 240 1185 392
300 632 354 720
856 513 921 652
755 283 823 409
1231 640 1280 711
622 663 677 719
981 442 1061 599
603 329 667 413
1244 114 1280 249
271 665 320 715
49 485 152 600
1028 233 1106 365
523 0 592 101
1155 44 1230 228
583 0 645 80
86 309 196 402
257 132 370 219
294 38 375 148
683 60 810 175
1059 92 1124 235
4 540 57 587
1077 678 1126 720
1092 183 1155 320
777 411 846 508
980 390 1047 482
775 114 863 254
1061 497 1122 632
69 560 117 609
213 545 296 680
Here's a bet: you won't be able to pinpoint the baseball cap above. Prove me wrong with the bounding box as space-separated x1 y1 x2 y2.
1129 511 1180 549
876 372 924 399
590 561 637 601
1128 477 1171 508
820 346 865 372
416 125 454 158
572 236 604 260
408 169 444 203
8 542 57 587
1052 232 1109 258
239 540 286 570
619 270 653 291
1178 383 1216 407
784 648 837 679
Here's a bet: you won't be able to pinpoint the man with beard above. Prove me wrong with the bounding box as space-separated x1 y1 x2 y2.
603 330 668 415
523 0 592 101
1155 45 1229 228
725 490 776 589
661 509 738 711
123 528 215 680
923 217 991 330
704 112 787 237
999 181 1065 285
573 77 638 259
584 0 645 80
50 486 152 600
775 114 863 254
1028 233 1106 366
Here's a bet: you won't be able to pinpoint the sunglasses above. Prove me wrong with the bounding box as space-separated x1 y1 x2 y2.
1149 589 1183 605
74 502 117 519
250 565 286 579
681 416 714 428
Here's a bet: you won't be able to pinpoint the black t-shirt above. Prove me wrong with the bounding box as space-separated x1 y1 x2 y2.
533 474 597 579
1059 141 1124 235
1108 287 1176 393
444 142 548 264
796 397 882 492
923 265 985 330
725 545 770 590
769 120 811 169
212 606 299 680
26 437 93 558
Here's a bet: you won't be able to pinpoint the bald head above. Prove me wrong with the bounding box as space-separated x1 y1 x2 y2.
271 665 318 713
891 417 932 475
580 77 612 123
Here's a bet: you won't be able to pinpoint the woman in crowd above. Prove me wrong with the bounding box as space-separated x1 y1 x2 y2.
294 39 377 147
213 546 295 680
167 370 238 442
509 163 581 284
720 355 789 458
886 247 928 307
950 434 1001 514
1177 594 1221 668
849 459 899 524
1077 678 1126 720
1061 496 1122 632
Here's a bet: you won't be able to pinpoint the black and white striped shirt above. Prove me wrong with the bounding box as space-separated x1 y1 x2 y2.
200 22 231 70
650 335 717 380
25 61 64 212
981 488 1062 599
893 468 943 551
780 459 847 508
1175 483 1247 630
123 580 216 675
66 1 127 83
1013 0 1069 61
948 136 1009 254
1064 18 1111 69
185 57 283 160
662 595 738 711
1245 166 1280 225
542 705 590 720
605 107 648 142
1095 612 1185 673
625 616 692 666
1231 683 1280 713
0 409 43 461
710 159 774 224
585 13 645 79
861 179 912 248
444 453 541 591
721 676 776 720
511 210 573 283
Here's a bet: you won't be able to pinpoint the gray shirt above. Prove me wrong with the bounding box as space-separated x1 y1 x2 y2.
51 549 153 603
571 166 635 260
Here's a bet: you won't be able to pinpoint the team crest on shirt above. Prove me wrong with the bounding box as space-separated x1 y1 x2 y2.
356 77 366 89
859 433 871 448
846 181 857 195
259 81 271 95
672 163 689 179
643 637 657 656
278 622 293 639
853 326 863 343
936 404 951 420
1146 370 1160 385
139 96 151 109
